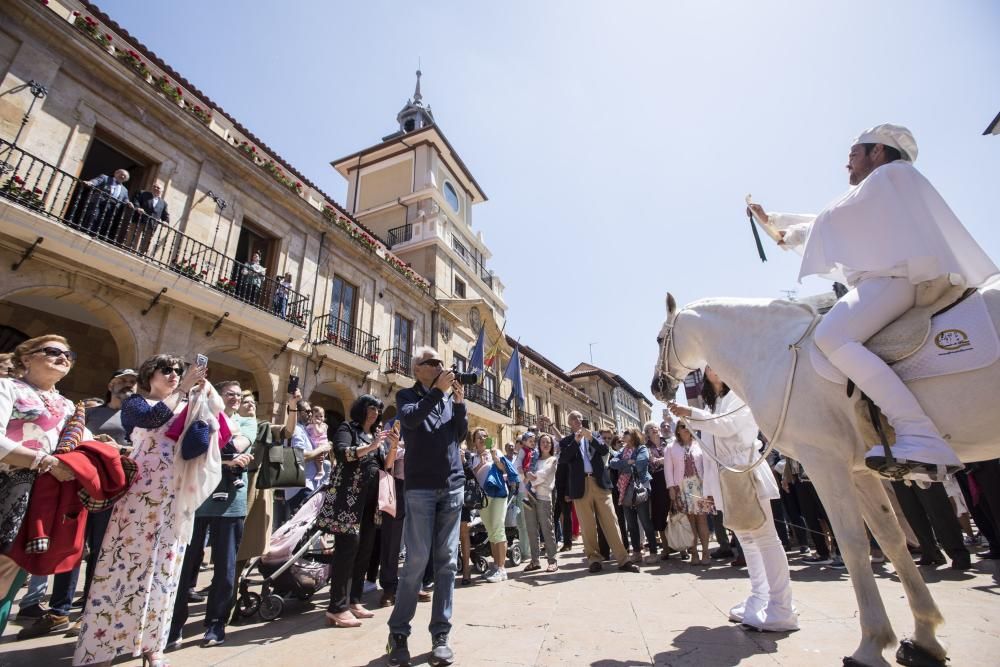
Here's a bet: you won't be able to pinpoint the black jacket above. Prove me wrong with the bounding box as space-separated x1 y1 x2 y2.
133 190 170 222
397 382 468 491
558 432 611 499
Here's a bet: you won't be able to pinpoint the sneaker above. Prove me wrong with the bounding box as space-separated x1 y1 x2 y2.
188 589 206 603
363 580 378 594
201 624 225 647
963 534 982 547
484 568 505 583
418 589 432 602
618 562 640 573
379 592 396 608
799 546 810 555
166 633 183 651
803 555 833 565
523 562 542 572
16 604 47 620
17 612 69 640
710 548 734 559
643 554 659 564
430 632 455 666
829 557 846 569
386 632 411 666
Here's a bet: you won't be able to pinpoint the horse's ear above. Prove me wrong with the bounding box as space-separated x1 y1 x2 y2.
666 292 677 315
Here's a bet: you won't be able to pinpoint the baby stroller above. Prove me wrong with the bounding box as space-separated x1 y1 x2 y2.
236 488 334 621
466 508 522 573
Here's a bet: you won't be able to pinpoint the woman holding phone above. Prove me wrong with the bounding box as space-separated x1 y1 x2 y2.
317 394 394 628
468 428 517 583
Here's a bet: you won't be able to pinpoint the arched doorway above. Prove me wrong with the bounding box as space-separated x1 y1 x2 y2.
310 381 353 430
202 347 274 418
0 292 129 401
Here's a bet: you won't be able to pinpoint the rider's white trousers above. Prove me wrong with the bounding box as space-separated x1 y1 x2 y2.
814 277 959 465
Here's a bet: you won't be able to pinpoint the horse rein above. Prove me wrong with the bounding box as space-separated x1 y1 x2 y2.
662 310 821 475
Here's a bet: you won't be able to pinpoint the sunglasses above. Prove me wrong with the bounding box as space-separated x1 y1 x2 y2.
32 347 77 362
418 358 443 367
156 364 185 377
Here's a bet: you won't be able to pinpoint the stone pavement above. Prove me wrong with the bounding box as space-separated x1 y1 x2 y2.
2 547 998 666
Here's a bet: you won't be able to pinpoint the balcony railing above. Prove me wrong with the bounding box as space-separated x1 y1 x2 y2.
466 385 512 417
514 408 538 428
451 236 493 289
311 314 380 362
0 139 310 325
386 224 413 248
384 347 413 376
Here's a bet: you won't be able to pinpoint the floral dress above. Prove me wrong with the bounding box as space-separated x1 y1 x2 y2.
678 444 715 515
73 395 182 665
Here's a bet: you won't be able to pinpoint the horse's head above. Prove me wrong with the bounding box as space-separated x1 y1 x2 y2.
651 292 684 401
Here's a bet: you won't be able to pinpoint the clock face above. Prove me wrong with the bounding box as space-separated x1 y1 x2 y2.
469 307 482 332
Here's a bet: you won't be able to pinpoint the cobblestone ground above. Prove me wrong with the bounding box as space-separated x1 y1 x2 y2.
2 545 997 666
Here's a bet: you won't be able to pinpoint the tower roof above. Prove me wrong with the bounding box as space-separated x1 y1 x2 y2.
396 69 434 134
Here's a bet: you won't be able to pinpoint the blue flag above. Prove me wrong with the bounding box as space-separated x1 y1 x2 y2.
503 345 525 409
468 326 486 378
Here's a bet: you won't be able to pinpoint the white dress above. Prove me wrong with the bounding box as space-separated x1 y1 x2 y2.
73 397 185 665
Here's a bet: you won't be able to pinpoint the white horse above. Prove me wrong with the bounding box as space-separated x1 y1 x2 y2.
650 290 1000 667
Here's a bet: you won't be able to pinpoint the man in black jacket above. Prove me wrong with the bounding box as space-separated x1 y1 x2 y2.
387 346 467 667
559 411 638 574
126 182 169 254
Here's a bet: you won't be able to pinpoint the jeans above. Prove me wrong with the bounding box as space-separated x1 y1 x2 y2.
624 500 657 555
513 495 534 563
523 498 557 563
387 487 463 637
19 574 48 610
170 516 244 639
50 509 112 616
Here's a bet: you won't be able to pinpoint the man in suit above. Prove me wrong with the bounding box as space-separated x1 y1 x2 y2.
79 168 132 238
126 182 169 254
559 410 638 573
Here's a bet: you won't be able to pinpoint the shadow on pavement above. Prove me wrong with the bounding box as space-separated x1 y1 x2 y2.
590 623 787 667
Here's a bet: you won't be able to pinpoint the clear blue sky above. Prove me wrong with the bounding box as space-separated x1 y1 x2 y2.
95 0 1000 415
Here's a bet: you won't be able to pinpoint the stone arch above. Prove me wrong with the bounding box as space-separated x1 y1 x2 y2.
200 343 276 417
0 282 140 366
310 379 356 427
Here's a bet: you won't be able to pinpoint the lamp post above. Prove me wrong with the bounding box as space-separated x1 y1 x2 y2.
0 79 48 174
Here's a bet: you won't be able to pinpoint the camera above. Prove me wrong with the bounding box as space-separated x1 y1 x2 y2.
451 364 479 385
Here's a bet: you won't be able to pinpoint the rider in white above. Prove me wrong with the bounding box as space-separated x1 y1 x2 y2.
753 124 998 480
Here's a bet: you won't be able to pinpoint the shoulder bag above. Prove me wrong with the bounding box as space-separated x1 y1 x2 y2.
255 424 306 489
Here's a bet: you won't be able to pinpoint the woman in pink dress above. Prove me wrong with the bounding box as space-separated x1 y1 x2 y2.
665 422 714 565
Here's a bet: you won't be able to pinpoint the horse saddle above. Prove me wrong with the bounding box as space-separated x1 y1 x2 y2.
809 274 999 385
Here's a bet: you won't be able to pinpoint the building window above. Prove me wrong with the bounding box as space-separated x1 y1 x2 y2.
453 353 467 373
533 395 543 416
484 372 497 397
393 314 413 358
443 181 460 213
553 405 562 427
330 276 357 326
454 276 466 298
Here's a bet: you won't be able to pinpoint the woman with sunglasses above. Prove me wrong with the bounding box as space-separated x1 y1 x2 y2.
666 422 714 565
74 353 206 667
0 336 83 636
317 394 396 628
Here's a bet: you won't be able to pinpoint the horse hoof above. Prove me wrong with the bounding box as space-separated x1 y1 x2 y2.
895 639 948 667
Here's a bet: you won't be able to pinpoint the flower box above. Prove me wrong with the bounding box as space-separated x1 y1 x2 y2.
184 103 212 125
215 277 237 293
169 259 204 281
153 75 183 104
0 176 45 210
115 49 150 79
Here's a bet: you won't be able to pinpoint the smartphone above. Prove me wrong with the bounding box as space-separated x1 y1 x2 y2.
581 418 591 429
485 436 494 450
662 408 670 422
287 375 300 394
195 353 208 368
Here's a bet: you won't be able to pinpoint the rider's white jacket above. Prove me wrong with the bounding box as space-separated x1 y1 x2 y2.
688 390 780 516
769 161 998 289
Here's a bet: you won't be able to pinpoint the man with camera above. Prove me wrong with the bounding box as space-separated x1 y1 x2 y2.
559 411 638 573
386 347 469 667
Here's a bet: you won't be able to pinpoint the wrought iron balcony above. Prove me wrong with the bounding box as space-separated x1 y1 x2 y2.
466 385 511 417
0 138 310 325
386 224 413 248
514 408 538 428
384 347 413 376
450 236 493 289
311 313 380 362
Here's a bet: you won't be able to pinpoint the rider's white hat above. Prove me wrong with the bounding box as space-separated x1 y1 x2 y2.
852 123 918 163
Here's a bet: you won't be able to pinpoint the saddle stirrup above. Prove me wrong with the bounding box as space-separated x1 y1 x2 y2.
861 392 907 481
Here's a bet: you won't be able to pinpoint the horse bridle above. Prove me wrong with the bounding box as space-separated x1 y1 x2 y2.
657 313 696 392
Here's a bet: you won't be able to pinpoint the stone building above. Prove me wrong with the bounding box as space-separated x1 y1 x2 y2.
0 0 435 424
568 363 653 433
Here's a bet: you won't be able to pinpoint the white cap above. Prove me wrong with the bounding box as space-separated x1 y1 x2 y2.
852 123 918 163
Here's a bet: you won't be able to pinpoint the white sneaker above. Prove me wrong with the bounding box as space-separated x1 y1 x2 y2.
484 568 505 583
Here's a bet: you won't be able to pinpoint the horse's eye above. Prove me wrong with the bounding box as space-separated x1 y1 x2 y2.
656 337 663 344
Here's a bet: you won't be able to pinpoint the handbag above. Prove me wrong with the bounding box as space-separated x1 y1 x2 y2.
378 469 397 517
719 468 766 532
463 468 487 510
0 468 36 551
621 464 650 508
665 511 696 551
255 426 306 490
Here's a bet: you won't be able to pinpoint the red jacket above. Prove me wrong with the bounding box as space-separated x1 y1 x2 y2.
9 441 132 575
